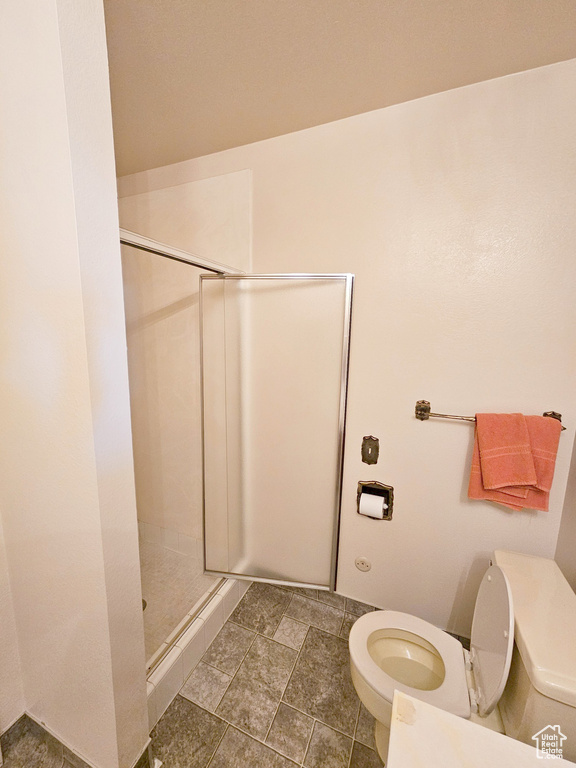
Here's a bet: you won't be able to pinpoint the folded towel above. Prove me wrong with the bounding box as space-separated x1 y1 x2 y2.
468 433 525 510
475 413 536 493
525 415 562 492
468 413 562 512
520 415 562 512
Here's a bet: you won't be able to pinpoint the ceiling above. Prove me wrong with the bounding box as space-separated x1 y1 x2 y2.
103 0 576 177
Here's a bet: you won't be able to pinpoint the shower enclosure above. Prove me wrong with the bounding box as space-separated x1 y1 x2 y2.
120 230 353 670
121 234 224 666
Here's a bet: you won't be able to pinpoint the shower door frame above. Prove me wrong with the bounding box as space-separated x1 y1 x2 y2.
199 272 354 593
120 228 244 275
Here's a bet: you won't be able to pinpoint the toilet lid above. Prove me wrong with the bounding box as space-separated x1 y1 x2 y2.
470 564 514 716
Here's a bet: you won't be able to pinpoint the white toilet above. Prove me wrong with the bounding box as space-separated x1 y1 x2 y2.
349 550 576 764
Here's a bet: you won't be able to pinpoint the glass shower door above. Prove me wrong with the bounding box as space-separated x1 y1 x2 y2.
200 274 353 591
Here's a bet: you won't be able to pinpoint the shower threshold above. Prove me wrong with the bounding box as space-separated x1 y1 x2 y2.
146 578 251 731
146 577 225 676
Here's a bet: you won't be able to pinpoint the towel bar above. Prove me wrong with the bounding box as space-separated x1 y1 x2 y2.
415 400 566 430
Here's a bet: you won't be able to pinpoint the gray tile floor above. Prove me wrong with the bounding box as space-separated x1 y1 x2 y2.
151 583 384 768
0 714 96 768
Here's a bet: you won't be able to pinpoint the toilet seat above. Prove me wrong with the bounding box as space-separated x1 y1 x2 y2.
349 565 514 722
350 609 472 718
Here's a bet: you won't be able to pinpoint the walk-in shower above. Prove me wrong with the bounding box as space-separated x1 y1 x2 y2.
120 232 228 668
120 230 353 674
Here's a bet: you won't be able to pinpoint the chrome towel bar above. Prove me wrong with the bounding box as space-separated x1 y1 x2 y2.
415 400 565 430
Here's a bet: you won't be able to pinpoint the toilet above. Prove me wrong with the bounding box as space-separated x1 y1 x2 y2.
349 550 576 763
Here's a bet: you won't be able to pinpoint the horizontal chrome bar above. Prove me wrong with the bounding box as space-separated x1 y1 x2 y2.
415 400 565 429
119 228 243 274
199 273 353 280
204 569 331 591
428 411 476 423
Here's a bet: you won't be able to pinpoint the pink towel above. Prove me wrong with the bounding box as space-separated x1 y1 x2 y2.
468 414 561 512
468 435 525 511
521 415 562 511
475 413 536 494
525 416 562 492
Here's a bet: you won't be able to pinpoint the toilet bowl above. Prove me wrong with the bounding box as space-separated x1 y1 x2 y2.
349 564 514 762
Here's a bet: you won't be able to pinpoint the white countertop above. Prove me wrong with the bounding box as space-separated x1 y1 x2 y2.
387 691 576 767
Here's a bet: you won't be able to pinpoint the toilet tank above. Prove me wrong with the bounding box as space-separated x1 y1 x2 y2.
493 550 576 761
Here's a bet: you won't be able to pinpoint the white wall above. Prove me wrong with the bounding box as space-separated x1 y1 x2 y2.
0 514 24 733
118 59 576 636
118 171 252 272
0 1 148 766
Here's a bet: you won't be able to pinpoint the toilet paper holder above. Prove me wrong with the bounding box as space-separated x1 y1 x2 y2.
357 481 394 520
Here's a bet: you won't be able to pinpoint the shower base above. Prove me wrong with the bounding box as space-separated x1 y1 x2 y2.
139 538 217 662
146 578 251 730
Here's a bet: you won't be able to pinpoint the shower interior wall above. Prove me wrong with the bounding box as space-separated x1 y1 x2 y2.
119 173 252 660
121 246 217 661
122 247 204 547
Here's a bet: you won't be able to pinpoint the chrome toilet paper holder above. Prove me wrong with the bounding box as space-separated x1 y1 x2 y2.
357 481 394 520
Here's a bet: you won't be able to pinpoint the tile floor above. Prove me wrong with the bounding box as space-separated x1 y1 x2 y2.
1 715 76 768
0 713 149 768
150 583 384 767
140 539 218 660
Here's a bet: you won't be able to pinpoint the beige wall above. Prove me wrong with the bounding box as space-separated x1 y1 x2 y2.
119 171 252 272
119 59 576 636
0 0 148 765
0 515 24 733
